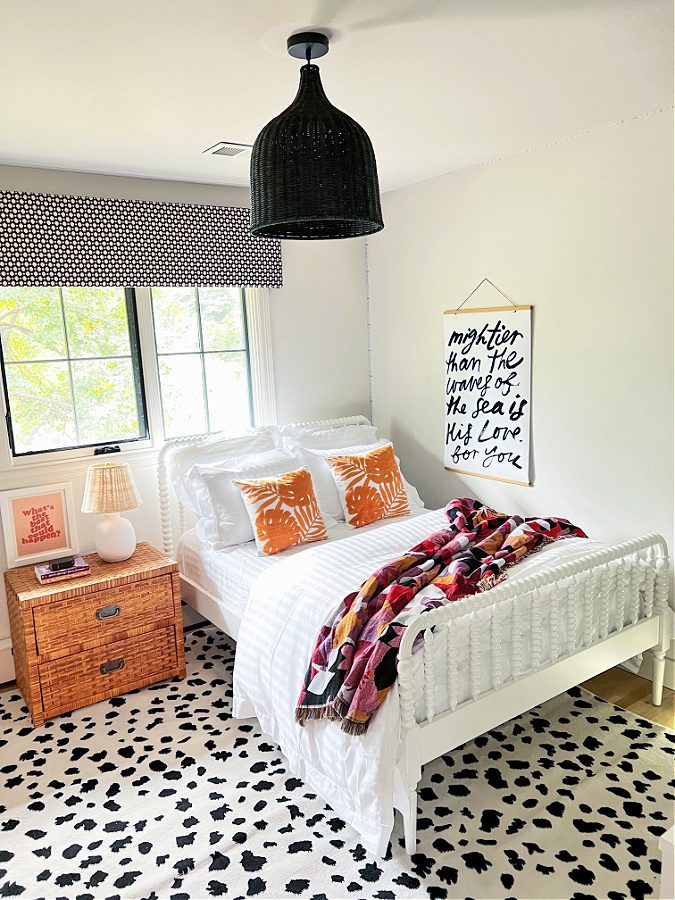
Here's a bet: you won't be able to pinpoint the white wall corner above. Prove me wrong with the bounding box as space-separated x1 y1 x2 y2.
365 237 374 423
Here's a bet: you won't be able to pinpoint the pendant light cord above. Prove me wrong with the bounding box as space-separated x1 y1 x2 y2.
305 45 312 65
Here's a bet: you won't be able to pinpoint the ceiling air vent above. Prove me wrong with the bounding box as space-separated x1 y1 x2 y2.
203 141 252 157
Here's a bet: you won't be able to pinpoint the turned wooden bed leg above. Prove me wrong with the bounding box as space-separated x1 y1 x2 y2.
652 649 666 706
653 554 670 707
403 788 417 855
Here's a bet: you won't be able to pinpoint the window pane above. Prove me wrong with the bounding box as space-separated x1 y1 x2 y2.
4 361 76 452
199 288 246 351
158 354 207 438
0 287 66 361
1 287 148 456
62 288 131 358
151 288 200 354
205 352 251 433
71 359 142 444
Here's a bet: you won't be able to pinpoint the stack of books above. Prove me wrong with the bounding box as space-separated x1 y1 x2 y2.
34 556 90 585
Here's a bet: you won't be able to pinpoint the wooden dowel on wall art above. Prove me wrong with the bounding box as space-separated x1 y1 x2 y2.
444 465 530 487
443 305 532 315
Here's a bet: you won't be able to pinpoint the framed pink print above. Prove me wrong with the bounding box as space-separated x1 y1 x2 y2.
0 483 78 568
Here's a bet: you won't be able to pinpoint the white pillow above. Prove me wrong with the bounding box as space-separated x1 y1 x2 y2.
280 423 378 451
169 428 278 513
298 440 424 521
182 447 289 519
191 449 328 549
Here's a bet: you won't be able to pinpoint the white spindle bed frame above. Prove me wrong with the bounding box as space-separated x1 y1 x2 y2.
158 417 670 854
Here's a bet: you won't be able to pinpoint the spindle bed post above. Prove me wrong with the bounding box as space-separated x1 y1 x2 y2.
652 552 670 706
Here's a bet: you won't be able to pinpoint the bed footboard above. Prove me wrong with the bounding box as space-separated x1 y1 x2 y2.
395 532 669 854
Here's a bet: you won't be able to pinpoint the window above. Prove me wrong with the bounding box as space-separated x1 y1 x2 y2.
0 285 272 463
151 287 252 439
0 287 148 456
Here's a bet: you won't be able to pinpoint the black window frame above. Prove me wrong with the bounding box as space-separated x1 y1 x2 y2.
0 287 149 457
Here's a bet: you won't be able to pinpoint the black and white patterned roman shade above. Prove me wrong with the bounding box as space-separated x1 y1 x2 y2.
0 191 282 287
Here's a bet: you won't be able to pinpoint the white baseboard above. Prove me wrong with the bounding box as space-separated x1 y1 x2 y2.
0 638 15 685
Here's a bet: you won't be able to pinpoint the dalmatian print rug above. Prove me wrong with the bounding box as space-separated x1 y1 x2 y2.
0 626 672 900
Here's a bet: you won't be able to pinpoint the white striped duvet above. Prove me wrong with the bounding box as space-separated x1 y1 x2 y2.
232 509 614 856
176 508 430 618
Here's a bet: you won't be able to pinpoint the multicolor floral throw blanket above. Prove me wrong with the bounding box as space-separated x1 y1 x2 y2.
296 497 586 735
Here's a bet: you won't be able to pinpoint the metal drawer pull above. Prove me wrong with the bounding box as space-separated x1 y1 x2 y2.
100 657 125 675
95 603 121 621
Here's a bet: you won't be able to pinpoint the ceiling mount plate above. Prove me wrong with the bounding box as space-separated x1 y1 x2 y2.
287 31 329 61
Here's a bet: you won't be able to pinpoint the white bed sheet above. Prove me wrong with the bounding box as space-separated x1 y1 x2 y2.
231 508 639 856
177 532 272 620
176 506 431 618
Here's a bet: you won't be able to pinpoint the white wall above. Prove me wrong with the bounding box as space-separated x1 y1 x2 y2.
368 111 674 674
0 165 369 681
271 239 369 423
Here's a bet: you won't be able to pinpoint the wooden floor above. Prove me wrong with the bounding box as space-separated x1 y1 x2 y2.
582 667 675 728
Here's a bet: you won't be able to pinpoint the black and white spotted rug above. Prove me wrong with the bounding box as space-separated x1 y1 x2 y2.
0 627 673 900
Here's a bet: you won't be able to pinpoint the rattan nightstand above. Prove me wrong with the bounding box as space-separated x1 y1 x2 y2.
5 542 186 726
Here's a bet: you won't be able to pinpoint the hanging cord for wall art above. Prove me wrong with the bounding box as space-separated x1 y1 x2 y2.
456 277 519 311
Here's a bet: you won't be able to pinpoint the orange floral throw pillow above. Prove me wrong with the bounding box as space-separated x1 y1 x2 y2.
234 468 328 556
328 443 410 529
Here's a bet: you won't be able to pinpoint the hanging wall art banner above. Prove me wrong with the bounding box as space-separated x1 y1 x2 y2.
443 304 532 485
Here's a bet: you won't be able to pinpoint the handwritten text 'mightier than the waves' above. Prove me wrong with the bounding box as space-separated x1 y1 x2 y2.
445 318 528 472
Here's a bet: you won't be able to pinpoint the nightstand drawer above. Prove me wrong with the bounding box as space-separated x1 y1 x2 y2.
33 575 175 659
39 626 178 720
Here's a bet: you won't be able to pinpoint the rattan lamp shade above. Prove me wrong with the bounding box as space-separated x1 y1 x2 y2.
250 62 384 240
81 463 142 514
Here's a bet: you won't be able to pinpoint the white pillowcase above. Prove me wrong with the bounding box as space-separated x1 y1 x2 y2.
170 428 278 514
189 449 327 549
280 423 378 451
297 440 424 522
183 447 289 519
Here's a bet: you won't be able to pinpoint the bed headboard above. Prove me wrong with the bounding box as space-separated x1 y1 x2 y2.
156 415 371 557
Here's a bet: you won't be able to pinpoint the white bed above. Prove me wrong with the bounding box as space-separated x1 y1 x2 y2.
158 417 670 856
178 517 642 720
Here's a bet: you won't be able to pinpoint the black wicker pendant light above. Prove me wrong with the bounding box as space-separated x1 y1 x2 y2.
250 31 384 240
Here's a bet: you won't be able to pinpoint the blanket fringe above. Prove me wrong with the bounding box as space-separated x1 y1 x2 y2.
295 705 335 726
295 696 370 735
340 718 368 736
295 703 370 736
331 696 350 719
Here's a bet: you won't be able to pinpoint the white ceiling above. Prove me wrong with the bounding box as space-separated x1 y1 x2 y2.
0 0 672 192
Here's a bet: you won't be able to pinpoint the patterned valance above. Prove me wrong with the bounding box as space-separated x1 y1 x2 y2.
0 190 282 287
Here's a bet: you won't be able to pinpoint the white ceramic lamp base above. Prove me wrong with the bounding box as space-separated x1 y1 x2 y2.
94 513 137 562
